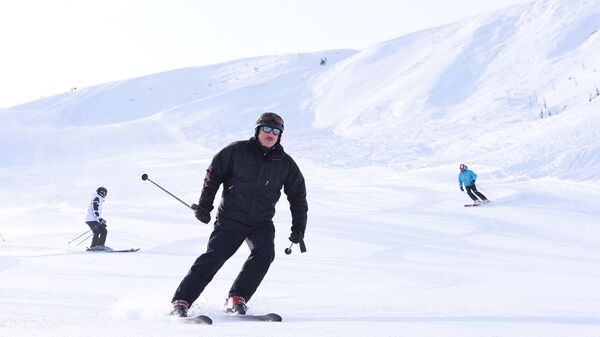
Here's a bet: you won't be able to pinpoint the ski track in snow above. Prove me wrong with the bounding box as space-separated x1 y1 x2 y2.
1 164 599 337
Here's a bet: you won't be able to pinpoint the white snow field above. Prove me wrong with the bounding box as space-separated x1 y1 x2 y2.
1 0 599 336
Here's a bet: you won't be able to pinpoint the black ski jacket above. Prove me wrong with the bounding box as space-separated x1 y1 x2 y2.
198 137 307 233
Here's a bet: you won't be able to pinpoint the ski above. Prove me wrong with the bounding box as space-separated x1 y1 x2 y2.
225 313 282 322
183 315 213 325
86 248 140 253
464 200 491 207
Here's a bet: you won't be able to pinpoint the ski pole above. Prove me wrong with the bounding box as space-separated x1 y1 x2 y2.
75 232 93 247
68 230 91 244
141 174 194 210
284 240 307 255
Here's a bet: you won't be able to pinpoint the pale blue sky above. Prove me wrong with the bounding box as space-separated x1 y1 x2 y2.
0 0 531 108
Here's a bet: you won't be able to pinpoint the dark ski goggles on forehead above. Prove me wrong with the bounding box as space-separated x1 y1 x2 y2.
259 112 284 125
260 126 282 135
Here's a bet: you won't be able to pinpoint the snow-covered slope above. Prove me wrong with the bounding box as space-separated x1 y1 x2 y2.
2 1 599 180
309 0 600 175
1 0 600 337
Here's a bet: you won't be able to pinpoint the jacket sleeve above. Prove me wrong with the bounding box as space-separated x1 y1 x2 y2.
91 197 103 221
471 171 478 181
198 145 233 212
458 174 463 188
284 158 308 234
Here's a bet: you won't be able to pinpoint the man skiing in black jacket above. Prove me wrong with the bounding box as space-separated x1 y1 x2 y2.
170 112 308 317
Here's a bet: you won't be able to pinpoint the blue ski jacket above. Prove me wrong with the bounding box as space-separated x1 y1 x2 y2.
458 168 477 188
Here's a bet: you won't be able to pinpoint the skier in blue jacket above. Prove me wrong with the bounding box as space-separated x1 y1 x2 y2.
458 164 488 204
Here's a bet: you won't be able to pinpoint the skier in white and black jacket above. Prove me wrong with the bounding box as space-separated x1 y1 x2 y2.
85 187 109 250
170 112 308 317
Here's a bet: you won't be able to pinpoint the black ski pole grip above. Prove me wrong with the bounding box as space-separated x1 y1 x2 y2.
299 239 307 253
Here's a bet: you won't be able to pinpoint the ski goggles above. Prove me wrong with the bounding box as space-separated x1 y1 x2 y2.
260 126 282 135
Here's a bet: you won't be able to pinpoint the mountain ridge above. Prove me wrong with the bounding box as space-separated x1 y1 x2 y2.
1 0 598 180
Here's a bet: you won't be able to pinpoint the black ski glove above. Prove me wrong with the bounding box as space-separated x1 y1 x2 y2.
192 204 211 224
460 186 464 191
471 180 476 186
289 229 304 244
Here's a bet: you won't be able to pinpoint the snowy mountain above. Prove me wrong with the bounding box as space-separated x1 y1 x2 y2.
1 0 599 178
1 0 600 336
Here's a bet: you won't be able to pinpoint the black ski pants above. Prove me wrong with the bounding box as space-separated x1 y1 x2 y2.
86 221 107 247
466 184 488 202
172 221 275 305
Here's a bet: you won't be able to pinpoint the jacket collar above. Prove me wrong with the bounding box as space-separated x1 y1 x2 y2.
249 137 285 160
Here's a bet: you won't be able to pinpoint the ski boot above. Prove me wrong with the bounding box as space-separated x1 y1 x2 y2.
170 300 189 317
224 295 247 315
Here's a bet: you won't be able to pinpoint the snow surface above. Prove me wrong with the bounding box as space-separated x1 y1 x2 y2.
1 0 600 336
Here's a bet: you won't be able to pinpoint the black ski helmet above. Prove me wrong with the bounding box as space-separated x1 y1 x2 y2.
459 164 467 171
255 112 284 145
255 112 284 132
96 186 108 197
